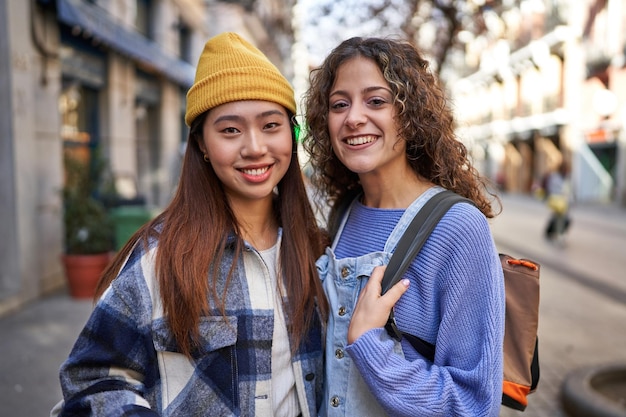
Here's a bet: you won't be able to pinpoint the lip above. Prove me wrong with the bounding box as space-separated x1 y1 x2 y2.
343 134 378 147
237 163 274 183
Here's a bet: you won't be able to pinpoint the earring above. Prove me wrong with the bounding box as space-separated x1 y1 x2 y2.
203 154 210 162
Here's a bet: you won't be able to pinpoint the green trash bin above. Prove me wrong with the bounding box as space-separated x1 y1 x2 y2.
110 206 154 250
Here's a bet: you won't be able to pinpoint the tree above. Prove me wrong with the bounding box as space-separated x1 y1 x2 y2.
298 0 511 79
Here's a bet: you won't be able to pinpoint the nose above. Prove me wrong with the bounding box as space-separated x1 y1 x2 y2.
241 130 267 158
345 103 367 129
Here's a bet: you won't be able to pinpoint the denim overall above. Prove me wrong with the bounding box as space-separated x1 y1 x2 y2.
317 187 442 417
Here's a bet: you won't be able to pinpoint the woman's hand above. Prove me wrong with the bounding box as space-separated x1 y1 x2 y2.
347 266 410 344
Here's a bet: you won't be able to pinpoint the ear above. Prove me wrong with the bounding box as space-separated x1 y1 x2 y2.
195 137 207 156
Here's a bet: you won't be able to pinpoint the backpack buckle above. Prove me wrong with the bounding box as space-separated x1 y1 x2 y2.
385 310 403 342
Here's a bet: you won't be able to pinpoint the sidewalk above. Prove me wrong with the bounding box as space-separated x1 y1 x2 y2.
0 193 625 417
0 291 93 417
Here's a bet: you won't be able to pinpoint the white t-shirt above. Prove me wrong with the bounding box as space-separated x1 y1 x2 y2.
259 243 301 417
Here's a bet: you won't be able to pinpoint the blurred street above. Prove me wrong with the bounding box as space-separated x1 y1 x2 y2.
1 193 625 417
493 193 626 417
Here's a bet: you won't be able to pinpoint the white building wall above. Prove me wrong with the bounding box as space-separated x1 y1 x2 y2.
1 0 65 314
158 83 185 206
105 56 139 189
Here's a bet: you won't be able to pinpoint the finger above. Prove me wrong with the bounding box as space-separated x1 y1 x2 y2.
347 271 409 344
358 265 386 298
367 265 386 289
381 278 410 305
370 265 386 283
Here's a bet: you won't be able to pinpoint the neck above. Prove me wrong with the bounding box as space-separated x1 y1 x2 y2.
241 218 278 251
231 197 278 250
360 170 433 209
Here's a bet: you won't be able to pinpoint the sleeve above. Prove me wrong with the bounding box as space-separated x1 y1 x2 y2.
345 204 506 417
56 253 160 416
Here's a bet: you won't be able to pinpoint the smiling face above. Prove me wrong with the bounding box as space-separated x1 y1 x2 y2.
199 100 293 206
327 56 406 179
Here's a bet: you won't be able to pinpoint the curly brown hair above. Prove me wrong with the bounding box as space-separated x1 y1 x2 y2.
302 36 498 221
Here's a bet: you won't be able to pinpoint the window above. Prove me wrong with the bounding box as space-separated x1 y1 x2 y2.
60 82 100 160
135 0 153 39
178 22 192 63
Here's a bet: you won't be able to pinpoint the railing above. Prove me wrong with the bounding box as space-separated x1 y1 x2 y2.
573 141 613 203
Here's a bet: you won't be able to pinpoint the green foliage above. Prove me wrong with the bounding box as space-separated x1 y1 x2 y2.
62 151 114 254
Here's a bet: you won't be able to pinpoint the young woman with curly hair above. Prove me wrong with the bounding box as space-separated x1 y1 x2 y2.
303 36 505 417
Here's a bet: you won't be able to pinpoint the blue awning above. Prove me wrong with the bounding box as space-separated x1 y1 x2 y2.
56 0 194 87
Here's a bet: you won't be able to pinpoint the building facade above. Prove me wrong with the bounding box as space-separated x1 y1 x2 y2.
0 0 296 315
451 0 626 206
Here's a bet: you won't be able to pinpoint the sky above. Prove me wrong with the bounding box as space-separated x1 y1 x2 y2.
294 0 412 67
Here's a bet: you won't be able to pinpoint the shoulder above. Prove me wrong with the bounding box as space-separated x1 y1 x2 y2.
101 241 160 314
438 200 491 237
424 199 499 271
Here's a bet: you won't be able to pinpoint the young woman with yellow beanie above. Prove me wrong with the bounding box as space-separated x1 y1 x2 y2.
52 32 328 417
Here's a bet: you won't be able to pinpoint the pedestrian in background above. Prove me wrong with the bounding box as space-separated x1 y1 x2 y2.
52 32 327 417
303 36 505 416
544 160 573 243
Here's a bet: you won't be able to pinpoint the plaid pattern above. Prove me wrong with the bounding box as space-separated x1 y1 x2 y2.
53 235 323 416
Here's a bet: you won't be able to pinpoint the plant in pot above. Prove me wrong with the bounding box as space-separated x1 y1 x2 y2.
61 150 114 299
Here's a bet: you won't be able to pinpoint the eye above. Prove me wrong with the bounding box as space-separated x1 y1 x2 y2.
263 121 280 130
330 100 349 110
220 126 240 134
368 97 387 107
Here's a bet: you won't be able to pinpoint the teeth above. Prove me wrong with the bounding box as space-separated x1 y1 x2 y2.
346 136 376 145
241 167 269 176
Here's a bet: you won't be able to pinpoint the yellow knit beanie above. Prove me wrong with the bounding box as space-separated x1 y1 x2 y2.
185 32 296 126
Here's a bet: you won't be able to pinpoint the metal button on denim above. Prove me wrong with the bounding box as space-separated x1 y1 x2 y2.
341 267 349 278
330 396 340 407
335 348 344 359
338 306 346 316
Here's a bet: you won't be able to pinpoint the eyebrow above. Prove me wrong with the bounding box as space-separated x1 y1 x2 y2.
213 109 286 124
330 85 392 98
258 109 286 119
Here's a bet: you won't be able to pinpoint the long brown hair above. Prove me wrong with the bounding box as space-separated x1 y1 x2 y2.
96 110 328 357
302 36 499 221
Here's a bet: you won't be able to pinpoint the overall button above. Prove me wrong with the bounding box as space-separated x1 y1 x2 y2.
341 267 349 278
330 396 340 407
338 306 346 316
334 348 344 359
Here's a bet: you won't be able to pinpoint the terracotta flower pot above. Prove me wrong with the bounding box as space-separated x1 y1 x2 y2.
61 252 111 299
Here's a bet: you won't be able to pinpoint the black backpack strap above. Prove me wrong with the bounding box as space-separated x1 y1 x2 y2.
381 190 470 292
382 190 471 360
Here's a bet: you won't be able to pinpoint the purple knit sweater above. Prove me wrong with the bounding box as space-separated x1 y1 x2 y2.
336 199 505 416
